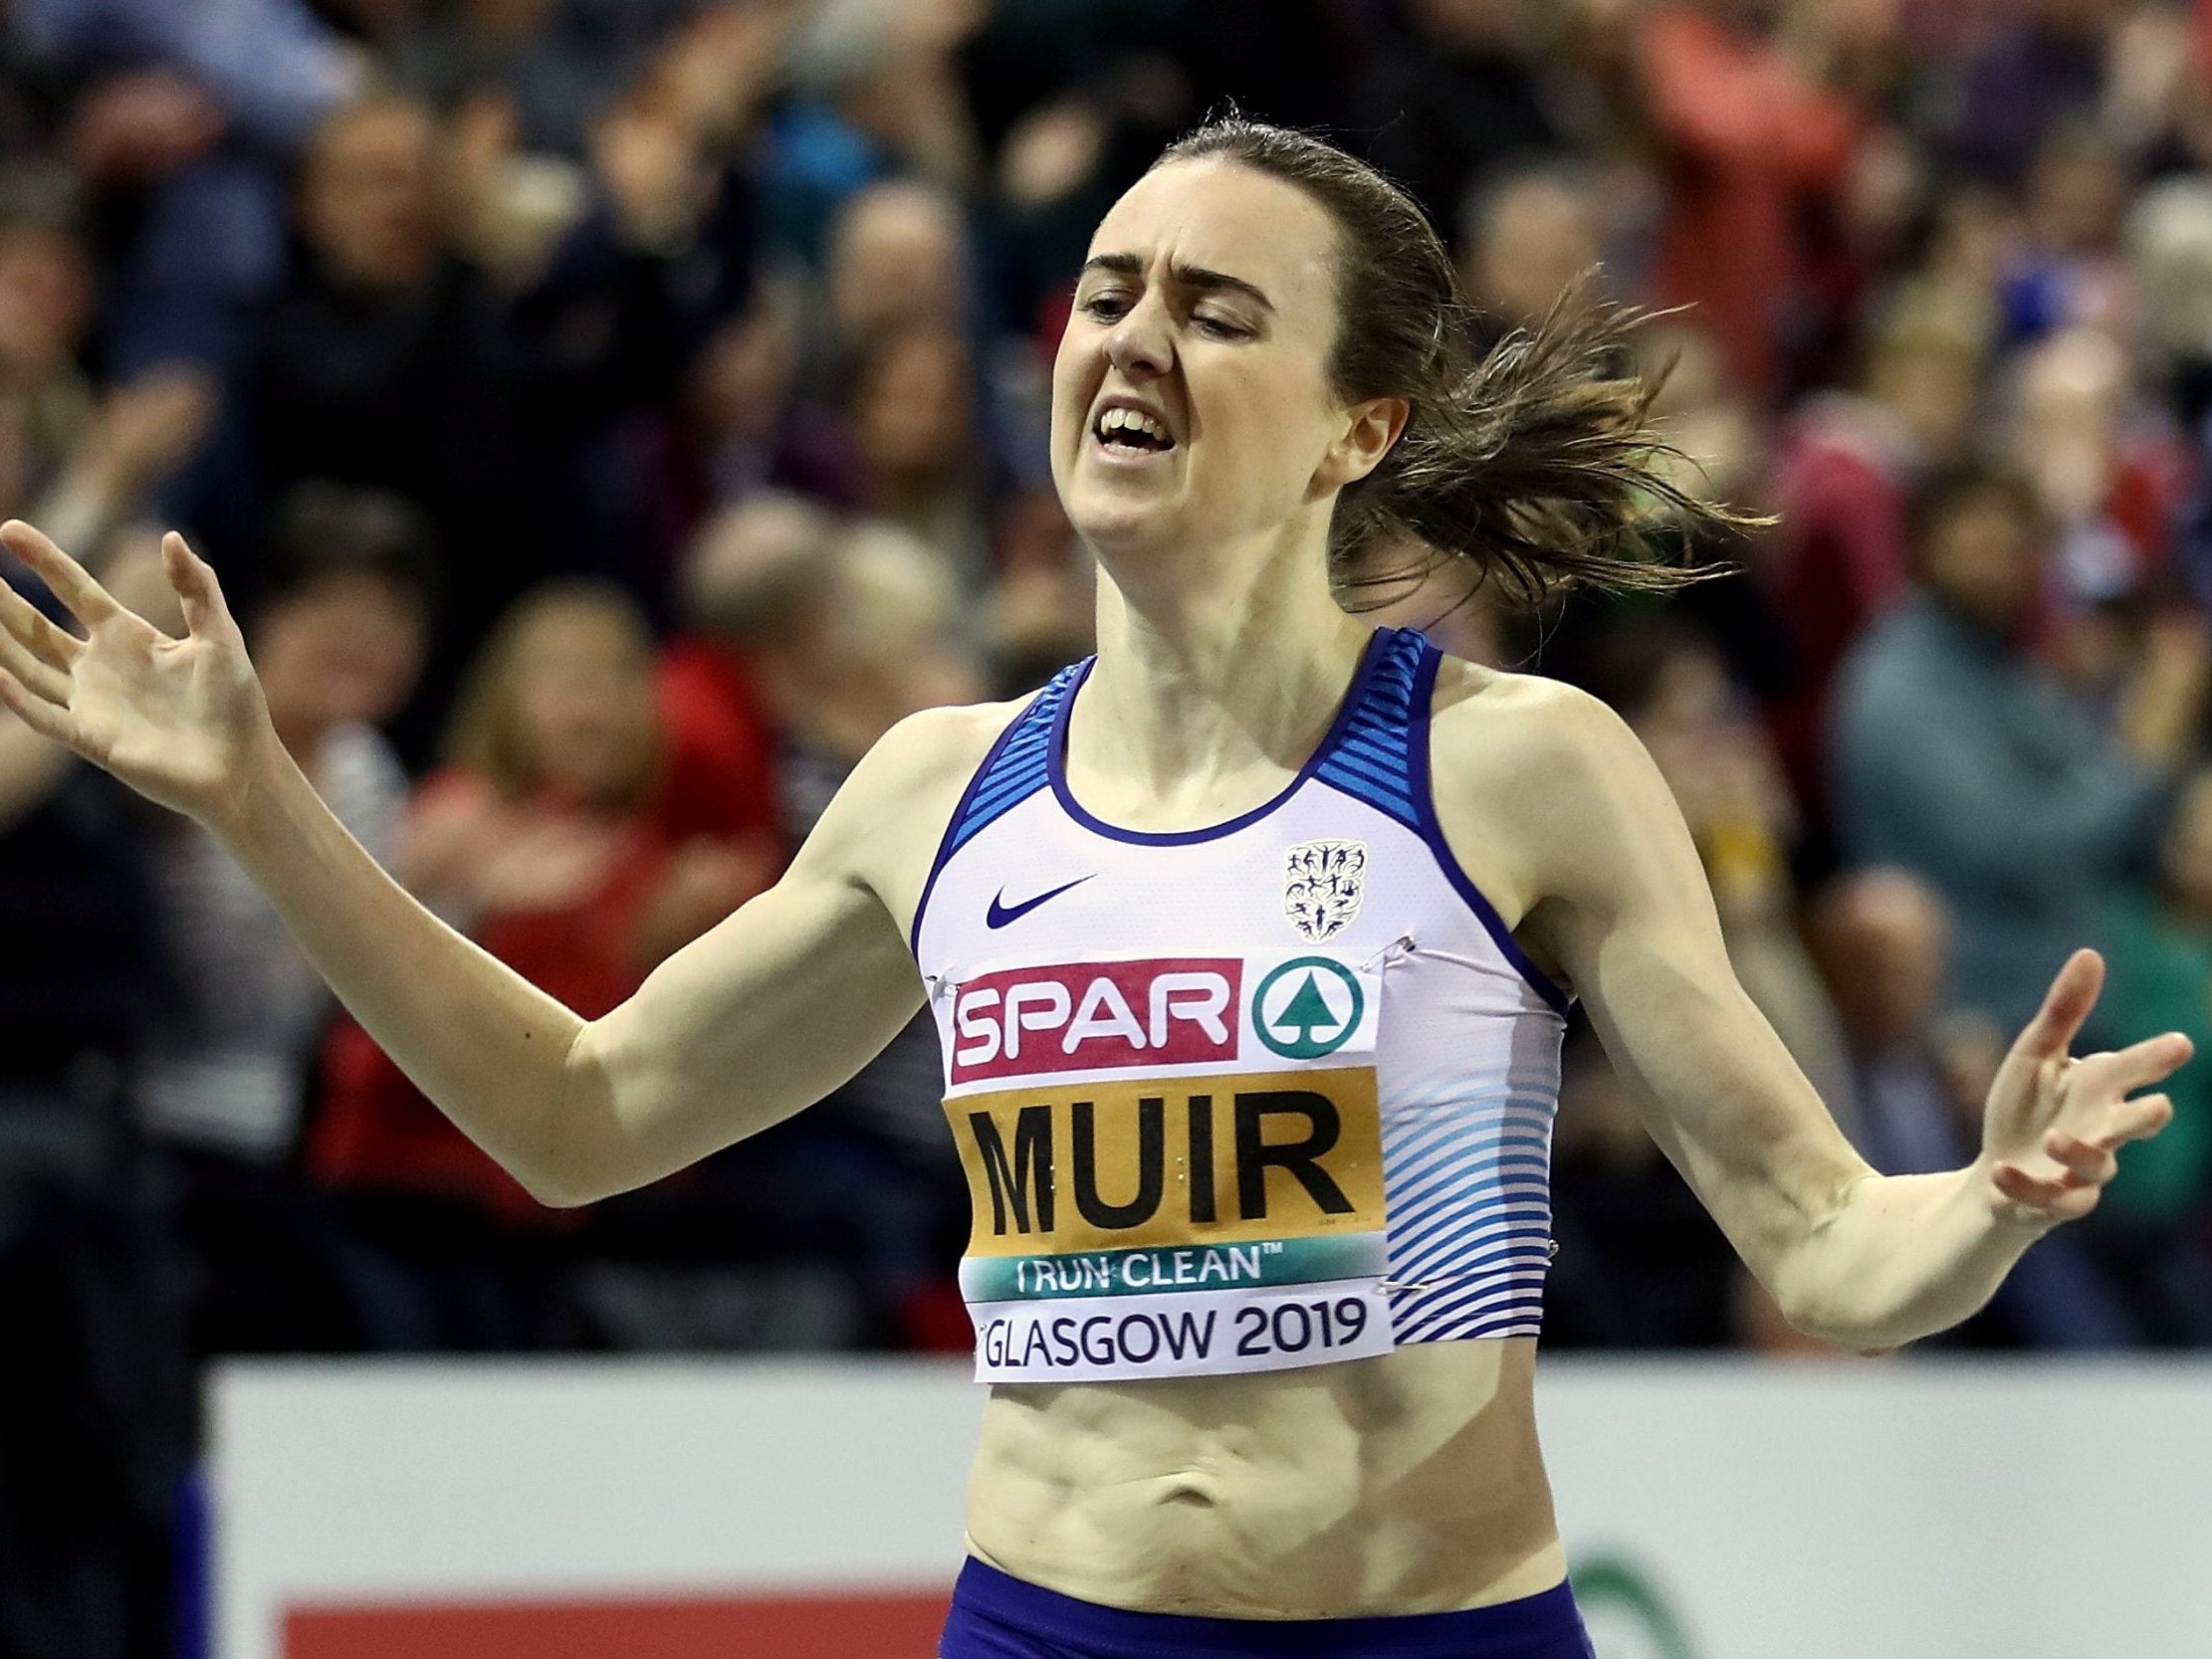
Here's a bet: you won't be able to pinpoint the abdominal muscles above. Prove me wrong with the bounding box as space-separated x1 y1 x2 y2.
963 1338 1565 1618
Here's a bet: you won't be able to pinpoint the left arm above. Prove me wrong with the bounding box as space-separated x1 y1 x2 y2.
1439 676 2189 1351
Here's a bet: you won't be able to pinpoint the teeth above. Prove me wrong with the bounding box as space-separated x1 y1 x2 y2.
1097 406 1170 444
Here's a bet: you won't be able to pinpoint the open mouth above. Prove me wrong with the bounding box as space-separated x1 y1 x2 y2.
1091 405 1175 456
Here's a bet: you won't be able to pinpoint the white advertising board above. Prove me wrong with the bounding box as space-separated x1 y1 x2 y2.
209 1357 2212 1659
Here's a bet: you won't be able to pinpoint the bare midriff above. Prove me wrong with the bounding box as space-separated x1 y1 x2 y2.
962 1337 1563 1618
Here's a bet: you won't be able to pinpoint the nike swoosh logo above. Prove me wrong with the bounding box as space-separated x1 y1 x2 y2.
987 875 1096 929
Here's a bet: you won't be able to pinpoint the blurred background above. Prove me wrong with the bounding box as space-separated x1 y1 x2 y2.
6 0 2212 1654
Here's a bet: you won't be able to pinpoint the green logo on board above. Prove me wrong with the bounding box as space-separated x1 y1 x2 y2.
1252 957 1364 1060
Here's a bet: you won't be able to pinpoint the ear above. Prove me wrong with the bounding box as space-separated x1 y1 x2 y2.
1314 395 1410 495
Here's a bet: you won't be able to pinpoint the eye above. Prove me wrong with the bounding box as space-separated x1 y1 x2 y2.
1194 312 1250 340
1080 291 1133 322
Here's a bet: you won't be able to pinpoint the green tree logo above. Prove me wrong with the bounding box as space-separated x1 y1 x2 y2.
1253 957 1364 1059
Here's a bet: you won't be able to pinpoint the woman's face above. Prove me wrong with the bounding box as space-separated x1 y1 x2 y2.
1050 159 1383 568
512 608 656 805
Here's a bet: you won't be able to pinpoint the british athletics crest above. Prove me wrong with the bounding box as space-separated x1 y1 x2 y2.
1282 839 1368 942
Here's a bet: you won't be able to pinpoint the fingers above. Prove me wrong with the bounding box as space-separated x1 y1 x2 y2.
162 531 239 644
2091 1031 2195 1097
0 519 122 631
2012 948 2104 1063
0 576 83 667
0 621 71 706
1990 1158 2096 1221
2043 1131 2117 1187
0 663 75 743
2090 1092 2173 1149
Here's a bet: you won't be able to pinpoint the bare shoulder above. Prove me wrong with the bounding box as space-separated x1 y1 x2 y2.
1424 656 1661 929
804 697 1031 931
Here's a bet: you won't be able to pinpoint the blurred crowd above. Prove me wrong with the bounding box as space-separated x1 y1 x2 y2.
9 0 2212 1651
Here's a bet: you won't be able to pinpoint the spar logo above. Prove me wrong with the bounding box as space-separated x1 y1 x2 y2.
950 958 1241 1084
1252 956 1364 1060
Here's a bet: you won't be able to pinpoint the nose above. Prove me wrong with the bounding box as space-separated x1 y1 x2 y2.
1104 294 1174 380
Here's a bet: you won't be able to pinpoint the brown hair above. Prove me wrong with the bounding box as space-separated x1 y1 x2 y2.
1157 116 1749 607
441 579 663 807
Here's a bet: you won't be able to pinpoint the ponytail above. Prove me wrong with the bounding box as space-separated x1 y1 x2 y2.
1158 118 1752 608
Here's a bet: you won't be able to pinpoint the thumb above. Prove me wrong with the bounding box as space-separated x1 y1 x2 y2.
162 531 240 644
2014 948 2104 1064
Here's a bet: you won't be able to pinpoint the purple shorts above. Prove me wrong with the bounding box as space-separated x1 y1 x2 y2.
939 1558 1597 1659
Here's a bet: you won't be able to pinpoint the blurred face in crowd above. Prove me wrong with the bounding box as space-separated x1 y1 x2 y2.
1915 485 2046 637
679 492 834 644
299 99 442 294
1867 338 1978 465
1052 159 1399 570
1464 174 1602 327
855 323 973 503
0 222 92 377
688 304 800 445
2028 134 2126 256
510 600 659 808
1806 871 1949 1056
254 572 429 739
2160 772 2212 925
828 180 967 345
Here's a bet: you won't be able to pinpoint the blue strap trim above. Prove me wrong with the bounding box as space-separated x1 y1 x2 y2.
908 663 1086 955
946 663 1083 858
1311 628 1426 831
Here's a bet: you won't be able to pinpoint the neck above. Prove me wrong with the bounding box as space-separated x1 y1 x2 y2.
1077 517 1372 808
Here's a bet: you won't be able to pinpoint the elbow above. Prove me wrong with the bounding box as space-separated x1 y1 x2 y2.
516 1019 615 1210
515 1166 602 1210
1769 1277 1920 1355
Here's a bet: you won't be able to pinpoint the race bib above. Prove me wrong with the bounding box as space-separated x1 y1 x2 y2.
943 950 1397 1382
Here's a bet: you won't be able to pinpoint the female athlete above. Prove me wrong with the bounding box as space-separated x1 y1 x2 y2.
0 119 2189 1659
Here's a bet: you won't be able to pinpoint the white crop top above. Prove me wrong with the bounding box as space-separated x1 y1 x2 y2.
911 628 1570 1383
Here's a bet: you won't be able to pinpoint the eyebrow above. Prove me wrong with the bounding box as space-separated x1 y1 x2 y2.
1080 252 1276 312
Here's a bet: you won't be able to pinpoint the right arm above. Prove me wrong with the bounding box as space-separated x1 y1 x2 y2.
0 519 994 1207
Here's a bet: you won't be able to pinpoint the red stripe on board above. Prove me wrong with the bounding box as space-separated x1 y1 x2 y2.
284 1587 953 1659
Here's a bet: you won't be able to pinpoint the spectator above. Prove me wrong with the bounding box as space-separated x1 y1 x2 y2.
134 486 430 1357
241 92 543 707
2003 327 2187 628
1804 865 2142 1347
844 318 993 583
1457 162 1608 339
313 579 750 1228
1804 869 1994 1177
12 0 366 371
760 0 985 261
1346 0 1565 235
1945 0 2117 186
656 490 832 863
2091 765 2212 1343
1765 297 1985 816
2000 120 2134 342
239 84 743 746
630 288 858 571
1636 0 1863 401
1830 465 2203 1031
822 176 972 369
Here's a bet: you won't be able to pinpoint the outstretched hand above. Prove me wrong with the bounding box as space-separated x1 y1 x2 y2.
1979 948 2192 1226
0 519 273 832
